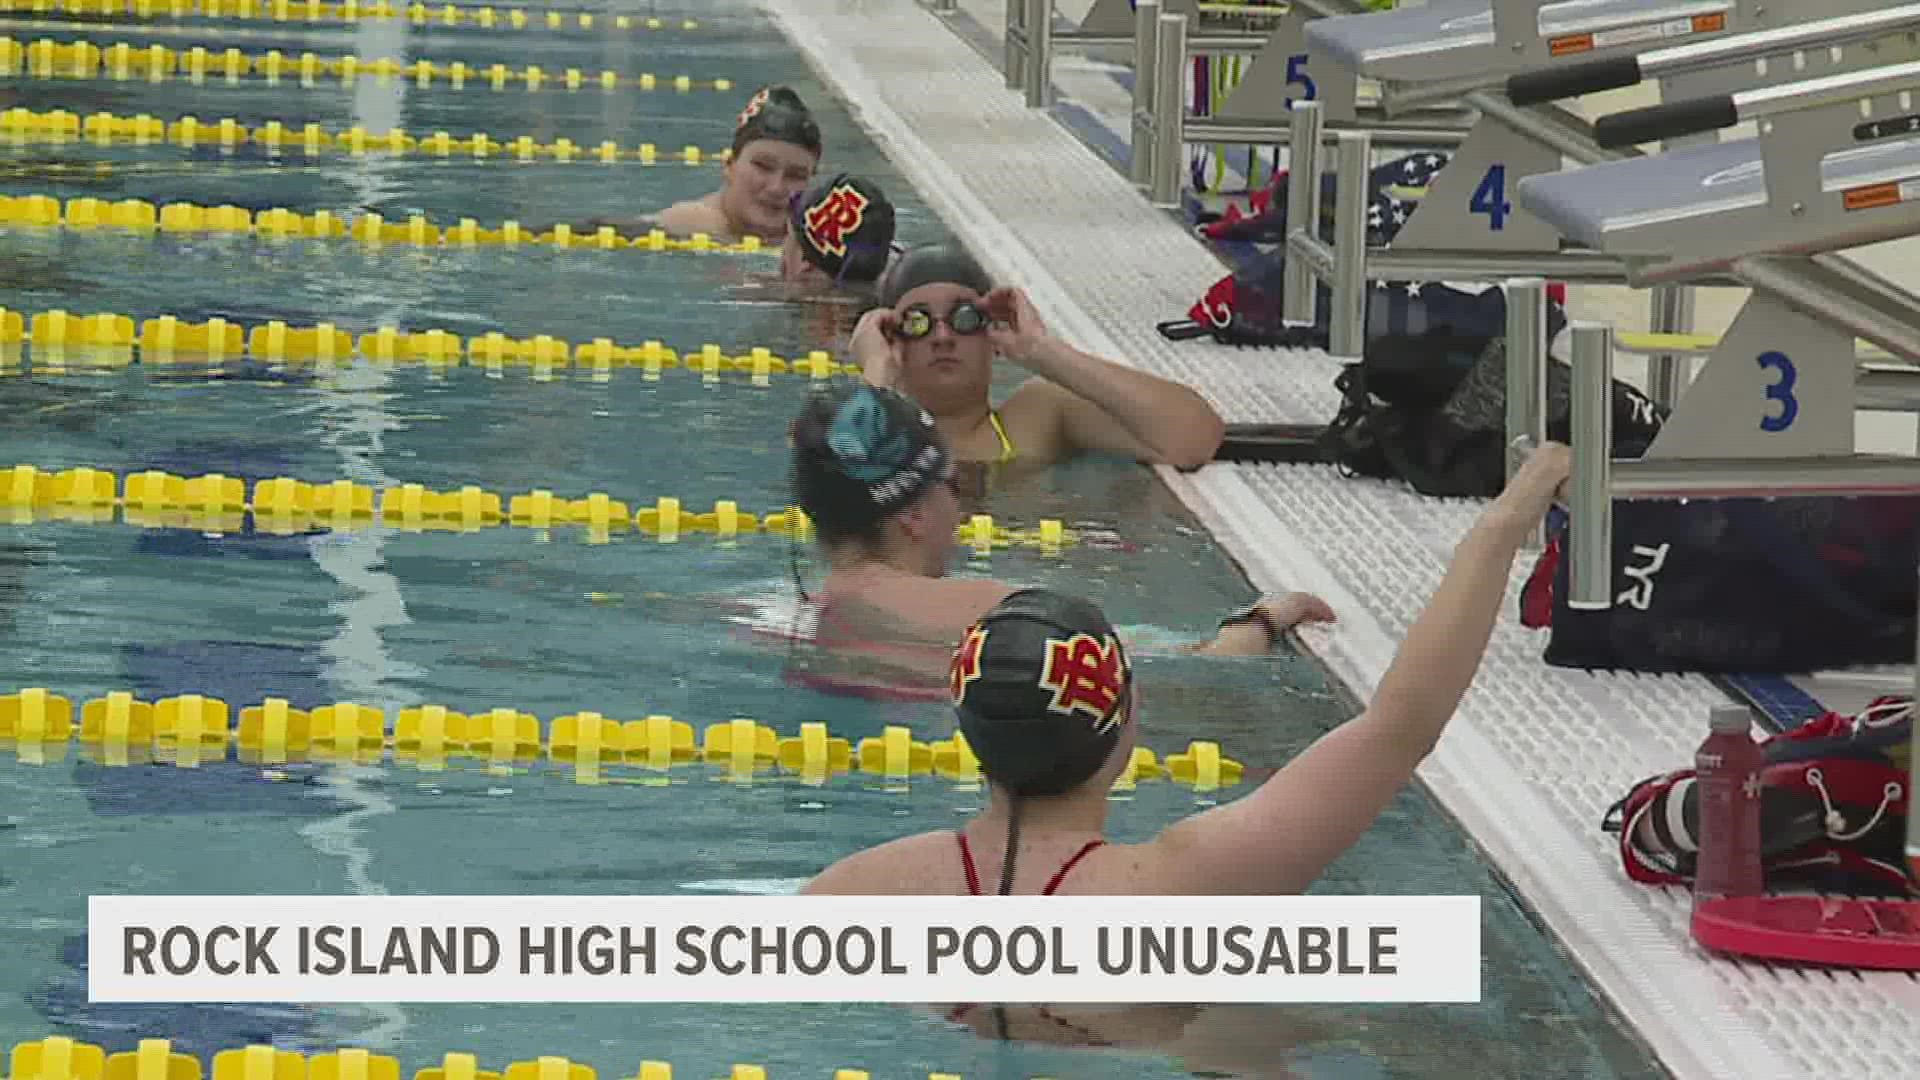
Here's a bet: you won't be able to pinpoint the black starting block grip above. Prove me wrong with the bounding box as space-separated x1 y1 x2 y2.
1594 94 1740 148
1506 56 1643 106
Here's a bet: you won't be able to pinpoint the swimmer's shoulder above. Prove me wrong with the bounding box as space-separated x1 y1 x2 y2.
890 577 1019 644
990 378 1081 465
654 196 729 237
824 574 1015 643
800 831 961 895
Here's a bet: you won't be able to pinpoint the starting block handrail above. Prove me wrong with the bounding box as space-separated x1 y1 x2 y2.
1559 320 1920 605
998 0 1472 208
1311 0 1776 115
1514 56 1920 306
1144 11 1471 205
1505 286 1920 612
1283 0 1919 396
1004 0 1272 108
1278 97 1663 359
1276 0 1756 375
1502 166 1920 607
1506 3 1920 106
1594 57 1920 148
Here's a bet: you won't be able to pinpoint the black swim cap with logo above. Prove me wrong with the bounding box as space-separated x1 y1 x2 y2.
949 588 1133 796
792 173 897 283
790 382 954 540
733 85 822 158
878 242 994 308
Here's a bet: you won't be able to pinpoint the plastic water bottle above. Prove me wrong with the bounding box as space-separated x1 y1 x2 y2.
1691 704 1765 904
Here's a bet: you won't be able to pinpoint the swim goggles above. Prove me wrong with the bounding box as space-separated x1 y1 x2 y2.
897 301 990 340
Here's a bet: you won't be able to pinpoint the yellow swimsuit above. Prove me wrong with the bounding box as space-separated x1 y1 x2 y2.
988 410 1018 465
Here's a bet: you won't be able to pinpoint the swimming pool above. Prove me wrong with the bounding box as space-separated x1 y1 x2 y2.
0 2 1673 1076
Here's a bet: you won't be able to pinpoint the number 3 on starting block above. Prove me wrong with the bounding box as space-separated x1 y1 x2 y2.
1757 350 1799 432
1641 297 1850 461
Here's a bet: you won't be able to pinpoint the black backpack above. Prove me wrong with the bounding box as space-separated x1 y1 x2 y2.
1319 330 1667 498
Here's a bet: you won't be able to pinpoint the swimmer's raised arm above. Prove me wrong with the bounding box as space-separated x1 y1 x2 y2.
986 287 1225 469
1148 444 1573 895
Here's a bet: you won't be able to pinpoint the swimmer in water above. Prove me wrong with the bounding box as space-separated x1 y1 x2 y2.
784 381 1328 681
781 172 901 293
848 243 1224 470
800 439 1575 898
572 85 822 242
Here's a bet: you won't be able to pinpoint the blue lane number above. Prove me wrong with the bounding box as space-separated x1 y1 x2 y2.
1285 53 1317 103
1757 350 1798 432
1470 164 1511 231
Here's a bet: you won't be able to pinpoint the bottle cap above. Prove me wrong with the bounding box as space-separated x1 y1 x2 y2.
1708 704 1753 735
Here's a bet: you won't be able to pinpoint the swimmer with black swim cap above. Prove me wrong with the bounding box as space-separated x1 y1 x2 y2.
783 381 1323 682
782 172 901 291
847 242 1225 470
569 85 822 243
800 441 1577 898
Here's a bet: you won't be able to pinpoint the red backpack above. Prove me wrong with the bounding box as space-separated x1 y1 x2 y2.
1604 696 1915 897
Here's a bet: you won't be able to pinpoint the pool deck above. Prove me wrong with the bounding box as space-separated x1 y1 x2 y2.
761 0 1920 1077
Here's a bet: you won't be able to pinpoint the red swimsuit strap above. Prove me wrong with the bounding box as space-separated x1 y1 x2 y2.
1041 840 1106 895
956 831 983 895
956 833 1105 896
947 834 1106 1033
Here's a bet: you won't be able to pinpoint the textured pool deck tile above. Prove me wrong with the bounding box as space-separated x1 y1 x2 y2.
762 2 1920 1078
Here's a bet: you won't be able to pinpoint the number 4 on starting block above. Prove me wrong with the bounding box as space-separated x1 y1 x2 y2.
1392 120 1563 253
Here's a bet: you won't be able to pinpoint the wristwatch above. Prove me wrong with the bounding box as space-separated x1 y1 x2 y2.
1217 601 1280 648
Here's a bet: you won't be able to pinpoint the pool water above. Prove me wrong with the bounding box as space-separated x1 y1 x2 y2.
0 2 1668 1077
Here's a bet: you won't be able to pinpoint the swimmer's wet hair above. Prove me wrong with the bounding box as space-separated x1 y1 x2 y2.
733 85 821 158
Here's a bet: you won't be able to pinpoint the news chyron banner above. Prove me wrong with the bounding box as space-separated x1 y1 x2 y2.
90 895 1481 1004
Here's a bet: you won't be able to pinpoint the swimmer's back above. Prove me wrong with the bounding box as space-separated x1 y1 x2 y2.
801 828 1179 896
817 573 1013 652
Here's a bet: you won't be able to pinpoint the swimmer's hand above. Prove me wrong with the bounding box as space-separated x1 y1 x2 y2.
1266 592 1337 630
1206 592 1335 655
850 307 904 389
982 286 1052 365
1490 441 1572 527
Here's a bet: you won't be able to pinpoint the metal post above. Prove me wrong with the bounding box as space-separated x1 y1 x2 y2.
1129 0 1160 188
1609 456 1920 498
1647 283 1692 407
1150 14 1187 208
1025 0 1052 108
1281 100 1324 327
1505 277 1549 548
1568 322 1615 610
1327 131 1371 359
1005 0 1023 91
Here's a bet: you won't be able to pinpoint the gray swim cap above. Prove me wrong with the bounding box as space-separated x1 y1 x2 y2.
878 243 993 308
